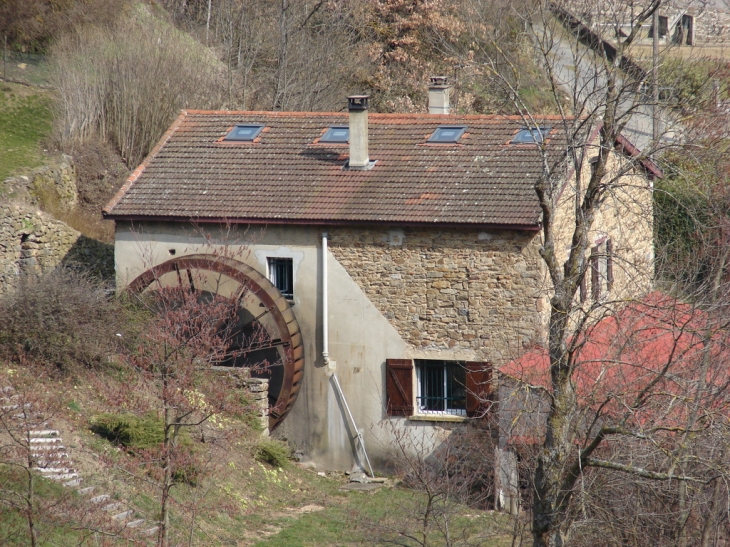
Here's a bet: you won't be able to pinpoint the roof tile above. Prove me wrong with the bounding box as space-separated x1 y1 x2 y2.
104 111 570 227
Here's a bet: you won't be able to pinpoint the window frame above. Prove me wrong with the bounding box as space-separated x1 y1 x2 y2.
416 359 467 416
223 124 265 142
427 125 467 144
586 238 613 302
511 126 552 145
267 257 294 299
319 126 349 143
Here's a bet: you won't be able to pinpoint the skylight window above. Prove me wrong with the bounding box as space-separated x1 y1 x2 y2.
319 126 349 143
427 125 467 143
224 124 265 142
511 126 552 144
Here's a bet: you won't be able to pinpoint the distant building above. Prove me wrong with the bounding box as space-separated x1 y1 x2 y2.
564 0 730 46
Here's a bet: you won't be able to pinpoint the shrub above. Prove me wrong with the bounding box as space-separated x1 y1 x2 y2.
0 268 124 370
52 5 226 168
91 413 165 450
254 439 291 467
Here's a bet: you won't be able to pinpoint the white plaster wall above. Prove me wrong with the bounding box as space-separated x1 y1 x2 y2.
114 221 467 471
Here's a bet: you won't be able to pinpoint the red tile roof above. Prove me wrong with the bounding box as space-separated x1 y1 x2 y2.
103 110 572 228
501 292 730 430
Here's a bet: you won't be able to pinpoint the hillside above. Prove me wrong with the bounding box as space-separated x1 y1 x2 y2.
0 276 519 546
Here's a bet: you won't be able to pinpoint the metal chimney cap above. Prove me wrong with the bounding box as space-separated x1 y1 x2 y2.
429 76 449 87
347 95 370 111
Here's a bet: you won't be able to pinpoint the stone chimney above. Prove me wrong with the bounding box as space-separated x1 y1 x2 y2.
347 95 370 169
428 76 450 115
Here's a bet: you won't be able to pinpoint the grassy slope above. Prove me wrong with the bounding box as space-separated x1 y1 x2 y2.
0 368 519 547
0 82 53 184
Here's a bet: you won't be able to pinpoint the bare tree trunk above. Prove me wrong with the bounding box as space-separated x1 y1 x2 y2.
26 467 37 547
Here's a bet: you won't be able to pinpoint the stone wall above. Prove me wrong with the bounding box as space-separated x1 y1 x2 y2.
0 201 113 295
3 154 78 207
328 227 547 364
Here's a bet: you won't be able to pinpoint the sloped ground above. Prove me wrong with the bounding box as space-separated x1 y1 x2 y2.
0 366 522 547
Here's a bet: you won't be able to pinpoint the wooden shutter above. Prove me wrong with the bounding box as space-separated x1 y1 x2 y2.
606 239 614 292
591 246 600 300
465 362 493 418
386 359 413 416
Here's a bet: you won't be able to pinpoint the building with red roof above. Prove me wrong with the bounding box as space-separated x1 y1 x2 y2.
104 80 656 472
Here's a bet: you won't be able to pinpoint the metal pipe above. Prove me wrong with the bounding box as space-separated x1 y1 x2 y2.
330 373 374 477
322 232 329 365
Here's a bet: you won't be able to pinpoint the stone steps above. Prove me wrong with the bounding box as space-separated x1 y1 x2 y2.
2 386 157 538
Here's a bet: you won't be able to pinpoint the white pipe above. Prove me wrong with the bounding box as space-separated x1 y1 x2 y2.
322 232 329 365
331 373 374 477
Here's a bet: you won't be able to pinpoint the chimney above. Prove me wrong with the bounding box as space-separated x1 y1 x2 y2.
348 95 370 169
428 76 450 115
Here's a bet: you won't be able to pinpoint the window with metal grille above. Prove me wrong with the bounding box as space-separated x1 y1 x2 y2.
268 257 293 298
415 360 466 415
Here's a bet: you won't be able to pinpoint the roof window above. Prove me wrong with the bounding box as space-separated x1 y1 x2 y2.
224 124 265 142
319 126 349 143
511 126 552 144
427 125 467 143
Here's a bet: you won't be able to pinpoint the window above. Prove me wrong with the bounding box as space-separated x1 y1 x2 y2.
319 126 349 143
649 15 669 39
416 360 466 415
581 239 613 303
427 125 467 143
224 124 264 141
511 126 552 144
385 359 492 418
672 15 693 46
268 258 293 298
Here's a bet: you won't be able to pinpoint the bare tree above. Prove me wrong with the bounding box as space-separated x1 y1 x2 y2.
439 1 730 545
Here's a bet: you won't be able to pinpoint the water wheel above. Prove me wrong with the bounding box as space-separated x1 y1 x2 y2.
126 254 304 430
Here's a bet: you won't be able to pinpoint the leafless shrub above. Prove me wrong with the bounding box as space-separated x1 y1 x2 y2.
52 5 227 168
0 268 124 371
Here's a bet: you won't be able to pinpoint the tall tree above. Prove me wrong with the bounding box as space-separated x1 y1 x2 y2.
460 1 730 545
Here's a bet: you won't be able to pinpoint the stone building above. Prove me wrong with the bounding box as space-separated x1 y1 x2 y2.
563 0 730 47
102 84 656 473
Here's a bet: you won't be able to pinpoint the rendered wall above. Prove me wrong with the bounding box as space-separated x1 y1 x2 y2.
113 222 546 471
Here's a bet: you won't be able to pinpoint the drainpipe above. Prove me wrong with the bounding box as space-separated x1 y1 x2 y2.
322 232 330 367
321 230 373 476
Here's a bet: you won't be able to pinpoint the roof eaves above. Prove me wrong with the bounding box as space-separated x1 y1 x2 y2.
102 214 542 232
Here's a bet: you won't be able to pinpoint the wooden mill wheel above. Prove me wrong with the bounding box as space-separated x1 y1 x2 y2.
127 254 304 430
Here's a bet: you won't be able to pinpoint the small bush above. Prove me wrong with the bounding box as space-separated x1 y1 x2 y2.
254 439 291 467
91 413 165 450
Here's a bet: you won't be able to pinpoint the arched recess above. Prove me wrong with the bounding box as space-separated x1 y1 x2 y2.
127 254 304 430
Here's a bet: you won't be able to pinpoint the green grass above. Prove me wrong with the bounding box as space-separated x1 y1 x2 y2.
0 465 85 546
0 83 53 184
252 483 519 547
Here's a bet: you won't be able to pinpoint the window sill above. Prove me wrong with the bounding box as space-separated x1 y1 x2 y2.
409 414 469 423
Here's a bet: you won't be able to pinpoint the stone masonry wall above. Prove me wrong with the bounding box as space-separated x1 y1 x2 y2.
328 227 547 365
0 201 113 295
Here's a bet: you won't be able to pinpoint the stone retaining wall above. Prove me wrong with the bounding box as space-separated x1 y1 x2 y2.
0 201 113 295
